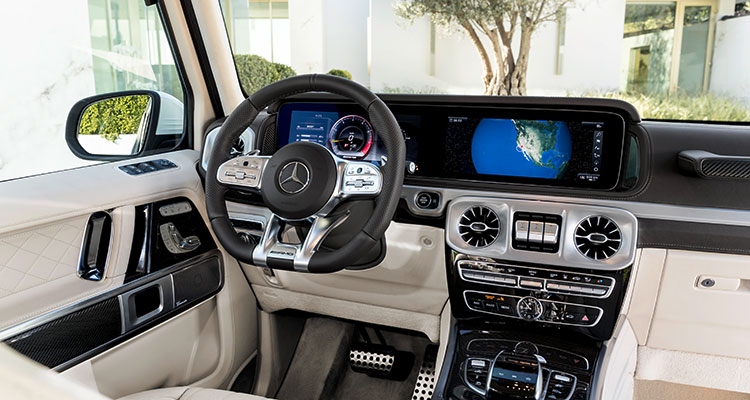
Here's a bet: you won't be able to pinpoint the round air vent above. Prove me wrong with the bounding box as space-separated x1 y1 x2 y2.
574 216 621 260
458 206 500 248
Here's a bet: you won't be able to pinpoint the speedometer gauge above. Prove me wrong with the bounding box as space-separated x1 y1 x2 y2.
328 115 374 160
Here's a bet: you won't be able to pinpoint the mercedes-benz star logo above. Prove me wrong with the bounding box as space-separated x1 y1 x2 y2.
278 161 310 194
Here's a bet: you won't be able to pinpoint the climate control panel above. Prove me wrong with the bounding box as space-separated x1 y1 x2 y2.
464 291 603 327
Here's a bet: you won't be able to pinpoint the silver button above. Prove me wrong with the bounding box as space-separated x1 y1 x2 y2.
554 374 572 382
515 220 529 241
543 222 559 244
519 278 543 289
528 222 544 243
591 287 608 296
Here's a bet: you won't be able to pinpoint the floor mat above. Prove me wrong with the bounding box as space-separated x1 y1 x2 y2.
330 329 430 400
275 317 430 400
635 379 750 400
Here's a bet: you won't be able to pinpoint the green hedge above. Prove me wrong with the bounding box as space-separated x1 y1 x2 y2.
234 54 296 94
327 69 352 80
582 91 750 122
78 95 150 142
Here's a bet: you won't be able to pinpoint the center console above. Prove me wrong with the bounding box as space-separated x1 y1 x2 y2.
437 197 637 400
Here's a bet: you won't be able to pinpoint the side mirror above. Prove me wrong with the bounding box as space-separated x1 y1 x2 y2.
65 90 184 161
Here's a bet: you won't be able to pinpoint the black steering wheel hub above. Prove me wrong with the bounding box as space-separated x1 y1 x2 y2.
261 141 338 220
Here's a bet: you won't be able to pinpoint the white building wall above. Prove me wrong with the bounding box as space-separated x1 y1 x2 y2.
709 16 750 105
322 0 370 84
0 1 96 181
368 1 441 92
289 0 326 74
529 0 625 95
365 0 625 95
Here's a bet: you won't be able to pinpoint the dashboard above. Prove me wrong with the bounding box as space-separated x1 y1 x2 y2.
276 102 628 190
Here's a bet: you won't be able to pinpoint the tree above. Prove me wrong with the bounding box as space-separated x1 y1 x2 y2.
395 0 571 95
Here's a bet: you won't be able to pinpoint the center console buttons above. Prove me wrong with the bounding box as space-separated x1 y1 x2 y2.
528 221 545 243
520 278 544 290
457 260 614 299
543 223 559 244
464 290 603 327
515 220 530 241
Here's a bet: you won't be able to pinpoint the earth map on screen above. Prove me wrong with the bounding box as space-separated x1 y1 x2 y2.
471 119 573 179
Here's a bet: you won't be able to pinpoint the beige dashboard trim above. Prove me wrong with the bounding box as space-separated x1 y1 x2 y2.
252 284 442 342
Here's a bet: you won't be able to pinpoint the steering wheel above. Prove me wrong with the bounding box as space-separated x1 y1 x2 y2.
205 74 405 273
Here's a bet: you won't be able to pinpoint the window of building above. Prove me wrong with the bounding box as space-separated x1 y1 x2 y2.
621 0 716 95
222 0 291 65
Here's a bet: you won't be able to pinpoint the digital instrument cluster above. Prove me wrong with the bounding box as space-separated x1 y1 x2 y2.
277 105 387 163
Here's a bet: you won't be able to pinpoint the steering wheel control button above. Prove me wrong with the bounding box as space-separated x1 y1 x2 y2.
342 162 382 195
217 155 267 189
415 191 440 209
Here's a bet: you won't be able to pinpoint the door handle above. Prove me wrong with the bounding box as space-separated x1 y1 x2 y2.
118 275 174 333
77 211 113 281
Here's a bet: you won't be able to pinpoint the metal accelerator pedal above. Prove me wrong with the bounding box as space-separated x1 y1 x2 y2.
348 326 415 380
412 345 438 400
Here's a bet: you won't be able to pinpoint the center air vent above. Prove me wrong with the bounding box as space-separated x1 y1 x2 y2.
574 216 621 260
458 206 500 248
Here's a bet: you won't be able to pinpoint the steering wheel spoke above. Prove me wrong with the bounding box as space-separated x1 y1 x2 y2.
252 212 350 271
216 154 270 191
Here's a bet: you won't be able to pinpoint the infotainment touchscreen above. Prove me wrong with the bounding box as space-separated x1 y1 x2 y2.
443 116 610 185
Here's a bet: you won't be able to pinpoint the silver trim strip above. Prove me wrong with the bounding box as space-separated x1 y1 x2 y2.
463 290 604 328
402 185 750 227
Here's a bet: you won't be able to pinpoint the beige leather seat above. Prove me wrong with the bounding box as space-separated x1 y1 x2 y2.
119 387 270 400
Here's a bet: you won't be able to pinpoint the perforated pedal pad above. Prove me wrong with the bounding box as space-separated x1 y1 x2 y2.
412 345 438 400
349 342 414 380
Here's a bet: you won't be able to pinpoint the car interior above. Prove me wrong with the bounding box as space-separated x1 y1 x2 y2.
2 1 750 400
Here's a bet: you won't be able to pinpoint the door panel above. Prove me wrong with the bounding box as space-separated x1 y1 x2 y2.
0 150 258 396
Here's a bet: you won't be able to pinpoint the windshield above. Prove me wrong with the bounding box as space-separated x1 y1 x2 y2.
220 0 750 122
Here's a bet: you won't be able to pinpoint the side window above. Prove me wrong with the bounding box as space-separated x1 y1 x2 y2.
0 0 186 182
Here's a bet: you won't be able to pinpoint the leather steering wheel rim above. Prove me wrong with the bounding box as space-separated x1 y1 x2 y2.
205 74 405 273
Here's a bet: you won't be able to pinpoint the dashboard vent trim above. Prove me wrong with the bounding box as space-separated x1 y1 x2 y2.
574 216 621 260
458 206 500 248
